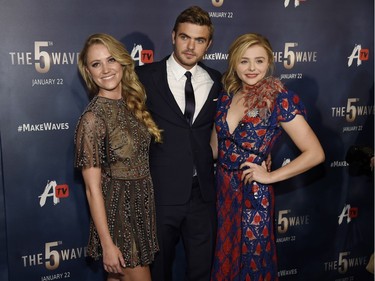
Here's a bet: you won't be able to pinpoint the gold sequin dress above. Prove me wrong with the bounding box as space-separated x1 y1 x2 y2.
74 96 158 267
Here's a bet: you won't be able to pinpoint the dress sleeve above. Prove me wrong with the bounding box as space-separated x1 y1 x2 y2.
74 111 106 169
276 90 307 123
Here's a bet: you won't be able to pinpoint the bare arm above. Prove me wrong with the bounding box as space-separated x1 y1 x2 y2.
241 115 325 184
82 167 125 273
210 125 218 160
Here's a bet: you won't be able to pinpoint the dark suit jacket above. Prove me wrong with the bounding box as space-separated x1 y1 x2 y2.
136 56 222 205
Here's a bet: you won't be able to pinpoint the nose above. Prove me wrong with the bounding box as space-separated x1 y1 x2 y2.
249 61 255 71
102 62 109 73
187 39 195 50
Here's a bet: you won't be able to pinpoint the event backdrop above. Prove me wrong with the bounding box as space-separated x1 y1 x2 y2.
0 0 373 280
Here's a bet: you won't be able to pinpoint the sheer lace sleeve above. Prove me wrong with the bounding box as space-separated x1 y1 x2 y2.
74 111 106 169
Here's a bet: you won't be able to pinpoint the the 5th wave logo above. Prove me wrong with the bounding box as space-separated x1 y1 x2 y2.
284 0 306 8
9 41 79 74
211 0 224 7
9 41 154 73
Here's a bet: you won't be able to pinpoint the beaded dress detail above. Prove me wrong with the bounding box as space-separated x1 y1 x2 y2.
211 77 306 280
75 96 158 267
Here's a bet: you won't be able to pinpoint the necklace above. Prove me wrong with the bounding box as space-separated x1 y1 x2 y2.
246 107 259 118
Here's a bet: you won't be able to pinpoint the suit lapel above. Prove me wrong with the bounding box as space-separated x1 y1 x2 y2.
149 58 221 127
193 65 221 126
151 58 186 122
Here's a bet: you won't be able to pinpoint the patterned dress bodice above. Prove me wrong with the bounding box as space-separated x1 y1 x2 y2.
215 87 306 170
75 96 151 180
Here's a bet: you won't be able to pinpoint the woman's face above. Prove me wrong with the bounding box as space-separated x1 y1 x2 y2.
235 44 270 87
85 43 123 98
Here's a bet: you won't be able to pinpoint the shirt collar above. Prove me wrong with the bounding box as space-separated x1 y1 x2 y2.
168 53 198 81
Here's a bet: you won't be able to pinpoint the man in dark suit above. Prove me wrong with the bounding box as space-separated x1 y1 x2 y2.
136 6 222 281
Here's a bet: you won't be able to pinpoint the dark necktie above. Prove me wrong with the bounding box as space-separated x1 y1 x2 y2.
184 71 195 126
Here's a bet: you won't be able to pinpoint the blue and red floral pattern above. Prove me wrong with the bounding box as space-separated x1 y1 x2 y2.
211 78 306 281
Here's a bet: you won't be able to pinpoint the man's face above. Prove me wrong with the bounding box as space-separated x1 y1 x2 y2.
172 22 212 70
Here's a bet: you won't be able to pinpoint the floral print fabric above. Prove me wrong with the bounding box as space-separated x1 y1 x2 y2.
211 78 306 281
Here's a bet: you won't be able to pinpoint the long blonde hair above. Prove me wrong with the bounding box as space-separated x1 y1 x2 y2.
222 33 275 95
78 33 162 142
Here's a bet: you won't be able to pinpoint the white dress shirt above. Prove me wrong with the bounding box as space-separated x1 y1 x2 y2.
166 54 214 124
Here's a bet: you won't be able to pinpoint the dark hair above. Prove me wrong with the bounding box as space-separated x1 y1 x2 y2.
173 6 214 40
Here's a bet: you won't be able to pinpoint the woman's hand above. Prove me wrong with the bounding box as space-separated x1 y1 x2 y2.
265 154 272 172
82 167 126 275
102 243 126 275
240 161 273 185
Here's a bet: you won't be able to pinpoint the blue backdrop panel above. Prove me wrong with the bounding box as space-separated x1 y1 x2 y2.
0 134 8 281
0 0 373 280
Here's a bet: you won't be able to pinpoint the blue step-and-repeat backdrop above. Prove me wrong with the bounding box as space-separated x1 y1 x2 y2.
0 0 373 280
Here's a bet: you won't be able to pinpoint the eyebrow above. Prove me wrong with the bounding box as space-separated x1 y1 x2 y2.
178 32 207 42
241 56 266 60
88 55 112 64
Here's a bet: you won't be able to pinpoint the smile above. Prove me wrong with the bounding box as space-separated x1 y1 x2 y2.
101 74 115 80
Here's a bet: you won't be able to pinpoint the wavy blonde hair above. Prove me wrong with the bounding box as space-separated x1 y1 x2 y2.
222 33 275 95
78 33 162 143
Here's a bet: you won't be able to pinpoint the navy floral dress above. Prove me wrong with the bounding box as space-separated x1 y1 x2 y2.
210 77 306 281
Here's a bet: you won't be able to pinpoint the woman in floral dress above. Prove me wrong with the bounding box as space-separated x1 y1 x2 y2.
210 33 325 281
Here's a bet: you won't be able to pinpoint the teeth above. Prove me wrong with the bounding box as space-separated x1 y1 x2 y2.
102 75 114 80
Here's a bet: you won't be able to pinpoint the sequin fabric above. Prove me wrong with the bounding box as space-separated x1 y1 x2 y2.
211 77 306 280
74 96 158 267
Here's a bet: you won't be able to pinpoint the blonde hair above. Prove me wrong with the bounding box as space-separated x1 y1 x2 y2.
222 33 275 95
78 33 162 142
